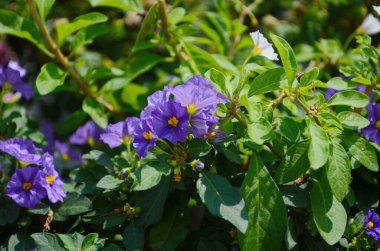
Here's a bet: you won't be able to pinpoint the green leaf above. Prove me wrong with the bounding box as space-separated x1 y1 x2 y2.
281 186 310 208
34 0 55 20
56 193 93 216
27 204 50 215
82 150 113 168
270 34 297 90
183 42 222 74
337 111 370 130
89 0 144 12
308 120 329 170
311 173 347 245
82 233 105 251
56 12 108 45
132 3 158 52
131 162 171 191
82 98 108 129
96 175 123 190
123 220 144 250
300 67 319 86
326 143 351 202
327 90 369 108
149 204 190 251
36 63 67 95
275 140 310 184
248 68 285 96
242 154 287 250
71 25 108 53
247 118 273 145
278 117 303 142
102 214 126 229
0 197 19 226
58 110 87 135
31 233 66 251
196 171 248 233
188 138 212 158
341 135 379 172
205 68 226 94
0 9 50 56
121 83 148 110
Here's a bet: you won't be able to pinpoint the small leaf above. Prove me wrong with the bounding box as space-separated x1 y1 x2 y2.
131 162 171 191
196 171 248 233
56 12 108 45
270 34 298 90
132 3 158 52
248 68 285 96
337 111 370 130
205 68 226 94
326 143 351 202
31 233 66 251
242 154 287 250
56 193 93 216
34 0 55 20
308 119 329 170
300 67 319 86
311 172 347 245
327 90 369 108
188 138 212 158
341 135 379 172
275 140 310 184
89 0 144 12
36 63 67 95
247 118 273 145
96 175 123 190
82 97 108 129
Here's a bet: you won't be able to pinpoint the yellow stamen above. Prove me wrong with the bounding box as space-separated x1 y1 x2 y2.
123 135 133 144
186 104 198 116
368 221 374 230
19 160 30 168
376 121 380 130
46 175 56 185
22 182 32 191
62 153 70 161
87 137 95 146
143 131 153 141
252 46 263 56
167 116 179 127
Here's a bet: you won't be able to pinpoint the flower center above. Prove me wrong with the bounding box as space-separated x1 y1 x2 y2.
252 46 263 56
186 104 198 116
143 131 153 141
375 121 380 130
62 153 70 161
167 116 179 127
368 221 374 230
22 182 32 191
123 135 133 144
46 175 56 185
87 137 95 146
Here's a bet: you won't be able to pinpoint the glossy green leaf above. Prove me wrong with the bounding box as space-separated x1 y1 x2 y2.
131 162 171 191
196 171 248 233
123 220 144 250
56 12 108 45
311 174 347 245
248 68 285 96
36 63 67 95
188 138 212 158
337 111 370 130
327 90 369 108
82 97 108 129
275 140 310 184
56 193 93 216
132 3 158 52
308 119 329 170
0 9 50 55
31 233 66 251
247 118 273 145
34 0 55 20
96 175 123 190
341 135 379 172
89 0 144 12
205 68 226 94
270 34 297 90
300 67 319 86
326 143 351 202
242 154 287 250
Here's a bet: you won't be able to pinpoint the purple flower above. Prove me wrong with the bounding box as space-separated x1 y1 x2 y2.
152 100 189 143
54 141 83 163
360 102 380 144
365 209 380 240
5 166 46 208
8 60 27 78
0 137 42 165
195 161 205 170
133 118 157 157
41 121 55 153
0 65 33 100
39 166 66 203
69 121 103 146
100 117 140 148
171 75 228 137
141 86 172 119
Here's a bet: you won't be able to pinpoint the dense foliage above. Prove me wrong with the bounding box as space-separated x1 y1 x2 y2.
0 0 380 250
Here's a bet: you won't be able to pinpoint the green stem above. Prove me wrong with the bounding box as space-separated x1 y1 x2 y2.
343 29 358 52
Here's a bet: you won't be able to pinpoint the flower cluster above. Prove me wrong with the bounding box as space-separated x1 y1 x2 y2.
364 209 380 240
0 47 34 101
100 75 228 157
0 138 66 208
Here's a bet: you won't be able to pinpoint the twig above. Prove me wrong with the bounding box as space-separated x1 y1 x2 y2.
27 0 124 116
158 0 171 40
271 91 287 109
294 95 321 126
293 173 310 186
